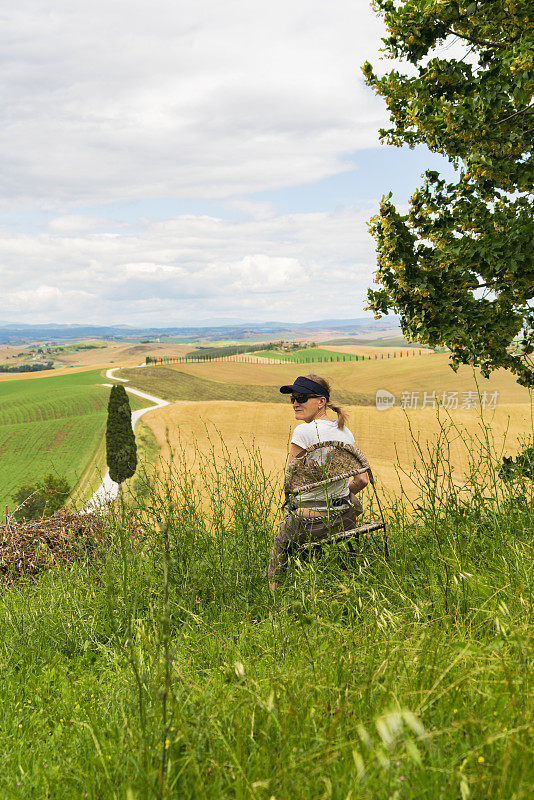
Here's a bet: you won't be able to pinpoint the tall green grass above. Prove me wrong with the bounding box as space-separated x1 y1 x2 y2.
1 415 533 799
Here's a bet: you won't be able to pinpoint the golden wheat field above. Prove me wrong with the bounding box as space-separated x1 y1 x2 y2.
0 363 110 383
0 341 196 381
53 341 195 368
6 344 527 507
142 373 532 503
162 352 532 405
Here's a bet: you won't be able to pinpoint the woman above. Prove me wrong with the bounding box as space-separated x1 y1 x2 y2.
266 373 368 583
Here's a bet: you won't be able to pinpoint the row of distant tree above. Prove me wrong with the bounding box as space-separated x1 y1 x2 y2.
0 361 54 373
146 341 286 364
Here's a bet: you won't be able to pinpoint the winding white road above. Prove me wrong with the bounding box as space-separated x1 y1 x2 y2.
83 367 168 512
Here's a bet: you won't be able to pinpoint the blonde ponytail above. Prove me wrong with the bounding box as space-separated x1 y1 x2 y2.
326 401 348 430
305 373 347 429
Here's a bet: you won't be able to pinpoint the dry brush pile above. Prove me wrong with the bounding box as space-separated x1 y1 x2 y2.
0 508 111 585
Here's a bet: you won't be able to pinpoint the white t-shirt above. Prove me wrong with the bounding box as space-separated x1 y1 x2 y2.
290 419 356 507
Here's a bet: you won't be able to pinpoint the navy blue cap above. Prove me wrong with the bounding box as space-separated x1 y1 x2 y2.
279 376 329 400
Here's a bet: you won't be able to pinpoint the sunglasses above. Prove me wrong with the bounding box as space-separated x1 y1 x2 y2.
290 393 320 404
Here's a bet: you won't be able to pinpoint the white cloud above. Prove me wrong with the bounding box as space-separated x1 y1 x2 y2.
225 199 277 220
7 285 94 314
48 215 116 234
0 208 376 323
233 255 307 293
123 263 183 278
0 1 407 324
1 0 388 205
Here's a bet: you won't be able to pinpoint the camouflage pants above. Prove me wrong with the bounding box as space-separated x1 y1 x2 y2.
265 505 361 578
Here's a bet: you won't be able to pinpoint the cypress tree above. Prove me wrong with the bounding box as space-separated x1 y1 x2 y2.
106 384 137 485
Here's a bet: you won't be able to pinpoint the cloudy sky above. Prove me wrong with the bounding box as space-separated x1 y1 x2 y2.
1 0 454 326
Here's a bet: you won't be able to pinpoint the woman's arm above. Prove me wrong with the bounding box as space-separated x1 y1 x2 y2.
349 471 369 494
287 442 306 468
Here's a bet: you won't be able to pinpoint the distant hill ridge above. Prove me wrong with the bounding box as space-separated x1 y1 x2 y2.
0 318 400 344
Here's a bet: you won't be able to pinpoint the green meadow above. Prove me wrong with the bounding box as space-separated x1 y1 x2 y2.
0 370 148 510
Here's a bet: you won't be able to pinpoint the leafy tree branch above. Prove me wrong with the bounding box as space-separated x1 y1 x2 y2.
364 0 534 386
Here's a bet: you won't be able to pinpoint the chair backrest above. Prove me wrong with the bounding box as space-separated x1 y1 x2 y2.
284 440 371 496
